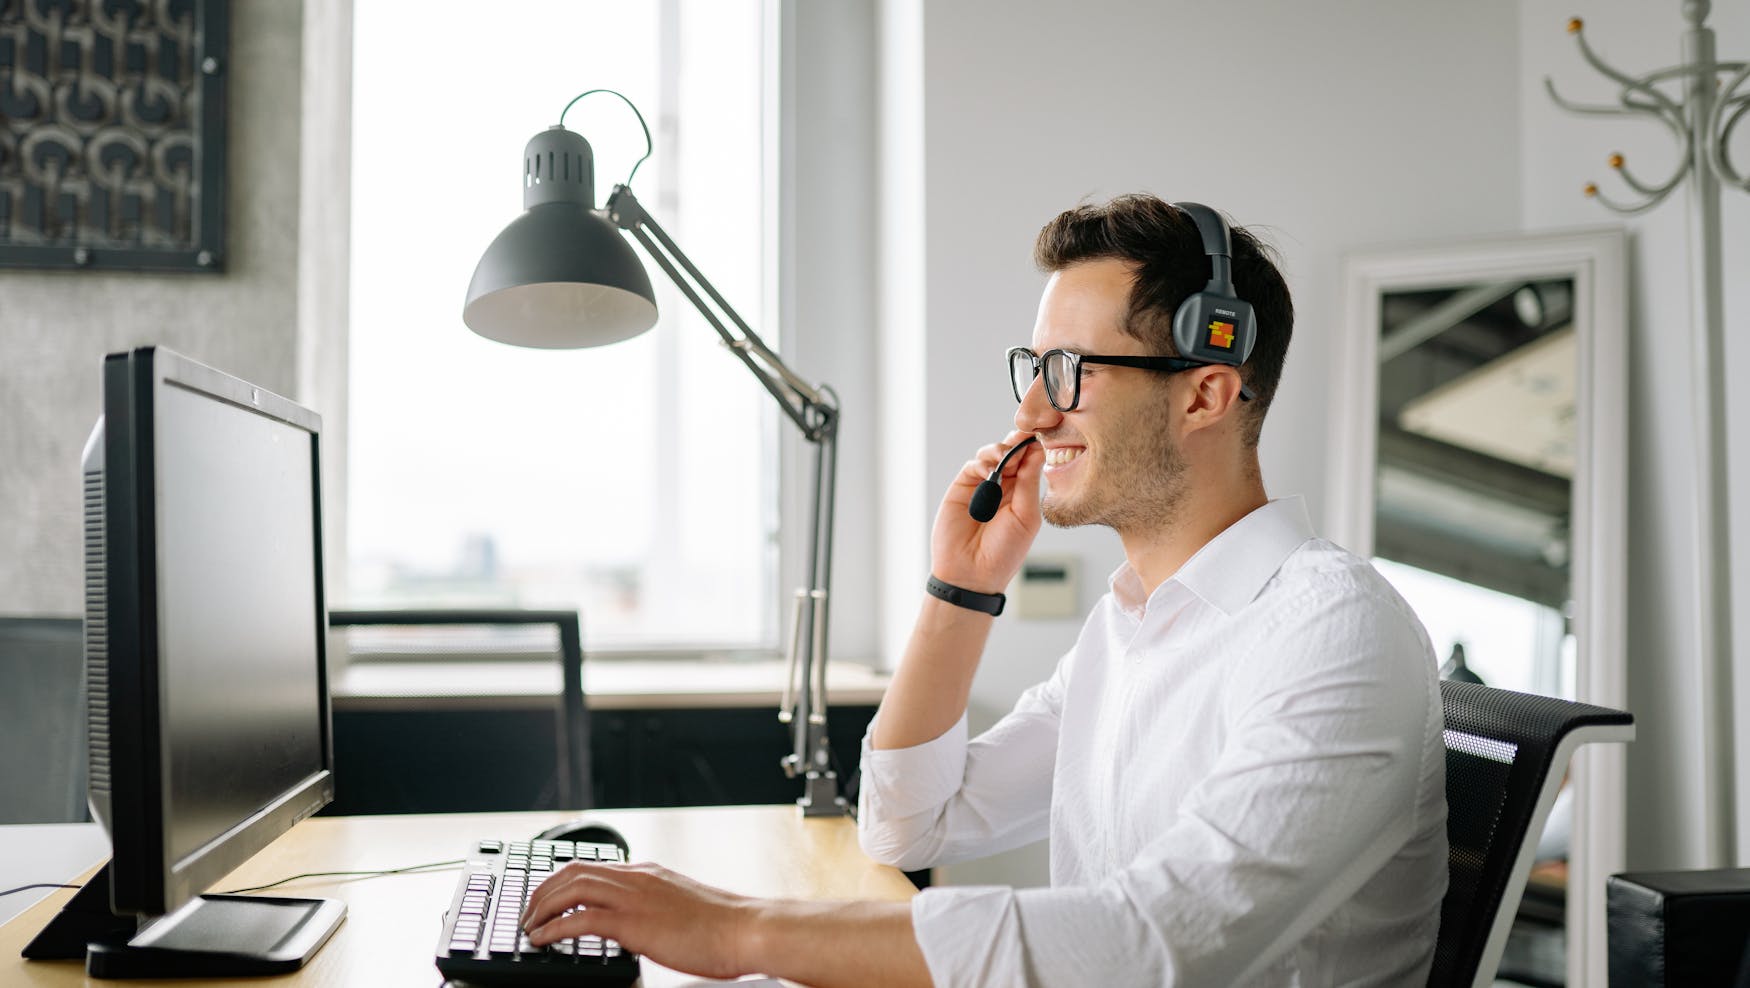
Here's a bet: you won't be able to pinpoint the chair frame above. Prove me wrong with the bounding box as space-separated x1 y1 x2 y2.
1433 681 1634 988
327 609 590 809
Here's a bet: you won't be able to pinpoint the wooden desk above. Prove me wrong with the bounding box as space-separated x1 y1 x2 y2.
0 805 916 987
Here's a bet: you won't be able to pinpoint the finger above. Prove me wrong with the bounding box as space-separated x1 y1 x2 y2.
954 457 990 489
523 863 589 926
1005 439 1044 526
947 450 1007 506
524 866 629 926
987 431 1034 463
522 865 631 929
521 877 580 932
965 433 1037 482
527 904 629 947
998 434 1039 479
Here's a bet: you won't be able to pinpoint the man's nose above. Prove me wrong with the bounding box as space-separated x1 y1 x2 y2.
1014 373 1061 433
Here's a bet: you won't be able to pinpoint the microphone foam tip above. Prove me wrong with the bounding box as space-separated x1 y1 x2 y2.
968 480 1003 522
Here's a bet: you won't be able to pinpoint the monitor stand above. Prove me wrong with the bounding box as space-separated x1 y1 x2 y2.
22 861 346 978
21 863 133 960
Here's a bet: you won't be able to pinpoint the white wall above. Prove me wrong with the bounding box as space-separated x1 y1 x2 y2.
1519 0 1750 870
0 0 352 615
779 0 881 665
873 0 1525 884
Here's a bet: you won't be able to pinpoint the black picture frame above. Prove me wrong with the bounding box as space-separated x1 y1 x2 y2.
0 0 229 273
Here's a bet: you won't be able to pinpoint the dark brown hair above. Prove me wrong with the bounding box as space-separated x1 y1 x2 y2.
1034 194 1294 447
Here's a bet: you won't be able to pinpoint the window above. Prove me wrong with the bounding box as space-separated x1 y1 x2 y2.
347 1 775 652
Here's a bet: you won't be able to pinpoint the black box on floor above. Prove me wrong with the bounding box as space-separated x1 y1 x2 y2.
1608 869 1750 987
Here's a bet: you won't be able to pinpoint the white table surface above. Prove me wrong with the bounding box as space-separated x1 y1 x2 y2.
0 822 107 929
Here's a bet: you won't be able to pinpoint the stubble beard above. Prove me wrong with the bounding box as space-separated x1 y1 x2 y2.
1040 393 1189 534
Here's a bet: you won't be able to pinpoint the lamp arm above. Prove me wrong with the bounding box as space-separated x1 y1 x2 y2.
605 186 832 439
603 183 846 816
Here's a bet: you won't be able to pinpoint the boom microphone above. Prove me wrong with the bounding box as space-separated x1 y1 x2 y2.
969 437 1038 523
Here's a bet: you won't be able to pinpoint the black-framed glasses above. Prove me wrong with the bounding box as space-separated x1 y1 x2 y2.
1007 347 1254 411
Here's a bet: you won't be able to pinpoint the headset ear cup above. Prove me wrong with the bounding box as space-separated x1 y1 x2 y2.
1174 293 1250 365
1234 305 1257 364
1172 296 1203 359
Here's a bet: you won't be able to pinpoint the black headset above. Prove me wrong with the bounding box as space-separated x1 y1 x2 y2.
1170 202 1257 375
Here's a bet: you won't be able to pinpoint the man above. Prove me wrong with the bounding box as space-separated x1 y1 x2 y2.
523 195 1447 986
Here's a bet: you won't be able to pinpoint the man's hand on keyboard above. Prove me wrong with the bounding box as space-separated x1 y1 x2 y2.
522 862 756 981
522 860 930 987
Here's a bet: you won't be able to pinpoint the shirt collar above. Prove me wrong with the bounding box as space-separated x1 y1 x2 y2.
1108 496 1317 618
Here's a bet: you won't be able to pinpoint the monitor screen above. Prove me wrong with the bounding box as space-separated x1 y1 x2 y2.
155 380 326 869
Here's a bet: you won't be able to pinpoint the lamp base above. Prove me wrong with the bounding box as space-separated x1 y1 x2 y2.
798 769 847 817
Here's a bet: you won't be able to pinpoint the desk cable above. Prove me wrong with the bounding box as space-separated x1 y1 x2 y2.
1 860 467 901
0 883 80 898
221 859 467 894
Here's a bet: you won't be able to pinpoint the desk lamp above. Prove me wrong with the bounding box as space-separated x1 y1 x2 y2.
463 91 845 817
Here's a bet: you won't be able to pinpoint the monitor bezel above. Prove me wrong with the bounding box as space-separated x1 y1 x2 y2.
101 346 335 917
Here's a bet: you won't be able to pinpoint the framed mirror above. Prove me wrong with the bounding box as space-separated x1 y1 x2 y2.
1331 228 1628 986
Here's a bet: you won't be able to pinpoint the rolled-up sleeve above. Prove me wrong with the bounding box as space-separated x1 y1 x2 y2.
858 658 1068 873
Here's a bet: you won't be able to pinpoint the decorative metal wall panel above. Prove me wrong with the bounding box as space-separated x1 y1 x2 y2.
0 0 228 272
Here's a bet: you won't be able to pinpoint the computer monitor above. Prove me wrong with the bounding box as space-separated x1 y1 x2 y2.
24 347 344 978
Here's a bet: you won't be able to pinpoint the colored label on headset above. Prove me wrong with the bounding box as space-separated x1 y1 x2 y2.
1207 320 1236 349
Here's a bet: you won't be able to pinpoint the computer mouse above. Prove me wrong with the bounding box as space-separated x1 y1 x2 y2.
532 819 630 858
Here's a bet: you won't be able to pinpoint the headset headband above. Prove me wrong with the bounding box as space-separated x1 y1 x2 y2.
1173 201 1235 295
1167 201 1257 389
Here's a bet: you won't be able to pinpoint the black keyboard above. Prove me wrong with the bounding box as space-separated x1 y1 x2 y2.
435 837 641 987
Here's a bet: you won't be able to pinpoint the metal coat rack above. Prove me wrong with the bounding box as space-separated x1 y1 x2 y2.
1546 0 1749 862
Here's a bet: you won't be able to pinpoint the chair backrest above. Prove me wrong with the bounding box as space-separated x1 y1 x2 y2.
1428 681 1634 988
0 616 88 823
328 609 590 809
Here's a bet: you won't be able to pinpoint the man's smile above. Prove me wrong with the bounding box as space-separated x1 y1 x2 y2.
1044 445 1085 469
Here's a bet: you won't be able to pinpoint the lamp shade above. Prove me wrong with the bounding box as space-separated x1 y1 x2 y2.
463 126 659 349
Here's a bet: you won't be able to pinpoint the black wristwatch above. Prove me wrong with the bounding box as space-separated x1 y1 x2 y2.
926 575 1006 616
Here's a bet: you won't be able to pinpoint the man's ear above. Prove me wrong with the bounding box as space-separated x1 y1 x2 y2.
1181 365 1246 429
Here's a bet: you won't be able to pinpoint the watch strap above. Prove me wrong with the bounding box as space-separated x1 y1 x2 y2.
926 575 1006 616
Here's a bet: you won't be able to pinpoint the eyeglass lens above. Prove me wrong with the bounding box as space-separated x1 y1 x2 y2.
1008 349 1035 403
1009 349 1078 409
1042 351 1075 408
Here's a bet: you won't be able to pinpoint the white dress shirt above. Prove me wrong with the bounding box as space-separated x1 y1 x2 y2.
859 497 1447 987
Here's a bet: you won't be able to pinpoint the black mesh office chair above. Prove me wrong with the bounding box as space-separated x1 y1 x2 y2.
1428 681 1634 988
0 616 88 823
328 609 591 810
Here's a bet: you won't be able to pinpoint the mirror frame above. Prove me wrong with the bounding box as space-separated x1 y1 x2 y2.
1331 227 1628 987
